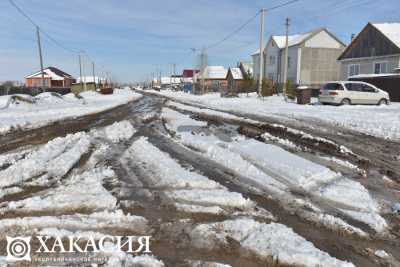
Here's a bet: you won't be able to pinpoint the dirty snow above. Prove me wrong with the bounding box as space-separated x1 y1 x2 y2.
92 120 136 143
162 107 207 134
125 137 221 190
0 210 148 237
164 107 387 232
189 218 354 267
143 90 400 141
166 189 253 209
0 132 91 188
3 167 116 213
0 88 142 135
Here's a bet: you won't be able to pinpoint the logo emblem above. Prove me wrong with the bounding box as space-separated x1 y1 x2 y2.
6 236 31 262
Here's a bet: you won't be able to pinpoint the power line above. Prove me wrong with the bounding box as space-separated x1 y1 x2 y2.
201 0 302 51
265 0 300 11
205 11 261 50
8 0 82 55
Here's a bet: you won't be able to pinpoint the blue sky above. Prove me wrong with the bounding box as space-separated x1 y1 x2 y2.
0 0 398 83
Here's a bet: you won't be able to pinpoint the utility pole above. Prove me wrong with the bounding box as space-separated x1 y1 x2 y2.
92 62 96 88
191 48 197 94
79 54 83 91
201 48 207 94
282 18 290 100
257 9 265 96
82 53 87 91
36 26 45 89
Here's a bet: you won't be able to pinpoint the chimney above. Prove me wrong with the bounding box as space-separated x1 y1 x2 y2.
351 34 355 42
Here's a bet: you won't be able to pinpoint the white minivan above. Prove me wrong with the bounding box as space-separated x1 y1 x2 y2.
319 81 390 105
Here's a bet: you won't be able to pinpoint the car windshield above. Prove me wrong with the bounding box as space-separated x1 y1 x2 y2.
323 83 343 90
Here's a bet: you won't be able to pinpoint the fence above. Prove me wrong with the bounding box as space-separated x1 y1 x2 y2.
0 86 71 96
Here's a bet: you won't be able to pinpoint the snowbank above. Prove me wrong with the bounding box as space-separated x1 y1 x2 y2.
145 90 400 141
0 88 142 135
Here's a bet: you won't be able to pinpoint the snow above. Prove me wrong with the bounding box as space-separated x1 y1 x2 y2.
229 67 243 80
0 88 142 135
125 137 255 212
26 67 68 80
166 189 253 209
178 133 287 194
373 23 400 48
4 167 116 213
272 31 314 48
0 210 148 237
126 137 221 190
374 250 389 258
189 219 354 267
227 139 340 189
0 132 91 188
76 76 106 83
166 101 258 124
103 243 164 267
187 260 231 267
142 90 400 141
174 203 224 215
161 107 207 134
163 108 387 232
392 203 400 214
92 120 136 143
198 66 227 79
317 178 387 232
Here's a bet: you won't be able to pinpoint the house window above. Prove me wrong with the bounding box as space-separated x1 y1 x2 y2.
348 64 360 77
269 56 276 65
374 62 388 74
287 57 291 68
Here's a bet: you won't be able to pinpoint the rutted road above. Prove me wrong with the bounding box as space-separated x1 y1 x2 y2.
1 93 399 266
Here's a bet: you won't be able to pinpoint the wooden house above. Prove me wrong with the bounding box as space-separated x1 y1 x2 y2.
338 23 400 79
225 67 244 96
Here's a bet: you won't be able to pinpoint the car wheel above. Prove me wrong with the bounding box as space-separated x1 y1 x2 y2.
341 98 351 105
378 99 388 105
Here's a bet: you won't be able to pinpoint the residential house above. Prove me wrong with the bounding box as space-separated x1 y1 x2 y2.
182 69 199 92
160 76 182 88
252 28 346 88
26 67 75 88
197 66 228 93
238 62 253 78
225 67 244 96
338 22 400 80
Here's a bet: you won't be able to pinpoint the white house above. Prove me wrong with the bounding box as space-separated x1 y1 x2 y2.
252 28 346 88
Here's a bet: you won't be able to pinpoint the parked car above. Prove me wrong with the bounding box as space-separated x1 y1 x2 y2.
319 81 390 105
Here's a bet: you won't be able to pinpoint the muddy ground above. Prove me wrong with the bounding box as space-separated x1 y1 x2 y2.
0 94 399 267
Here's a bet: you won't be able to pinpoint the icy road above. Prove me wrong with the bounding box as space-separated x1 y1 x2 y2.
0 91 399 267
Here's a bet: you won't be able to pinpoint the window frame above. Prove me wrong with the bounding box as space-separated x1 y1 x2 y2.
373 61 388 74
348 64 360 77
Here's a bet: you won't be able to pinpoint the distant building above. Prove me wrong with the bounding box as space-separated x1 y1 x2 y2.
252 28 345 88
197 66 228 93
338 22 400 80
182 69 199 93
25 67 75 88
238 62 253 78
224 67 244 96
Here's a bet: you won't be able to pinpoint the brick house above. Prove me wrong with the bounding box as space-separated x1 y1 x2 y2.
25 67 75 88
